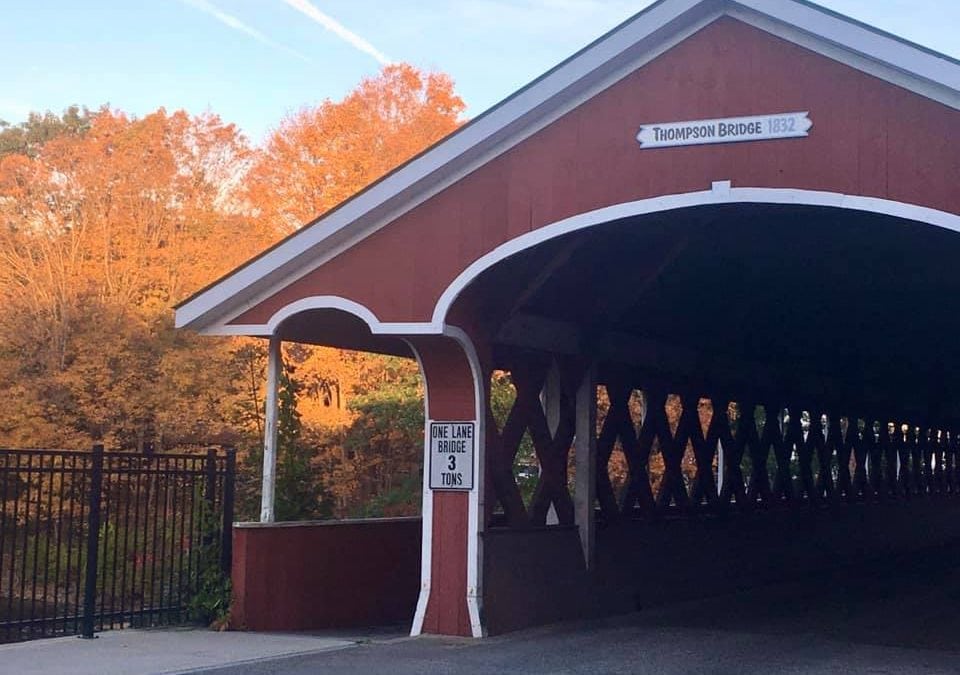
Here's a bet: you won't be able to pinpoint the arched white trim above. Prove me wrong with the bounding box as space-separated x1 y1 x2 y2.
405 339 433 638
267 296 382 334
209 295 438 337
431 184 960 326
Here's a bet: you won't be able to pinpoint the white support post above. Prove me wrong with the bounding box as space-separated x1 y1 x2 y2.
260 334 282 523
574 364 597 569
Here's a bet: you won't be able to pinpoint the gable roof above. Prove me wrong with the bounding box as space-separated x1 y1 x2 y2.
175 0 960 333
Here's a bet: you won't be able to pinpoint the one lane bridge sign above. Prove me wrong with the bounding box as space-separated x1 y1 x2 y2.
429 421 475 491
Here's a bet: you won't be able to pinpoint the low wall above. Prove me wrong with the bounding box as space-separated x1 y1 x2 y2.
231 517 421 632
482 526 600 634
483 498 960 634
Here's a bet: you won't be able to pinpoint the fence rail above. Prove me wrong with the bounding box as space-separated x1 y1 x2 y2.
0 445 235 643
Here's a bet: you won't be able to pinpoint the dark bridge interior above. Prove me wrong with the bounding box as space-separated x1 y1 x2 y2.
460 204 960 424
451 204 960 635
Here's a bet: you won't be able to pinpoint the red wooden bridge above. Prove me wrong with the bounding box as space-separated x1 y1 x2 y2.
176 0 960 638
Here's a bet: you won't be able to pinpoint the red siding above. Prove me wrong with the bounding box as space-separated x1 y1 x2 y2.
412 336 477 637
230 519 421 631
231 17 960 327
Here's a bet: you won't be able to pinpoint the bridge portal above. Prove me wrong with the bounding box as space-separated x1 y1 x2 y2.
176 0 960 637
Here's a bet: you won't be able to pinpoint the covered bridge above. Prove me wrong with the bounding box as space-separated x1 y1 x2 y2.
176 0 960 638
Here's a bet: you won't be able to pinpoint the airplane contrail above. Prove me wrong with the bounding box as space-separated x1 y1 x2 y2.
281 0 392 66
178 0 312 63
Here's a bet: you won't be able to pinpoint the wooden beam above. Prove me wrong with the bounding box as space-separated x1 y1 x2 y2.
505 237 586 319
496 313 580 356
590 232 692 328
494 313 942 420
574 363 597 569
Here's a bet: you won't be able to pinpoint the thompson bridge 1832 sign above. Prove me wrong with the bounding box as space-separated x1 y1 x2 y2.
637 111 812 149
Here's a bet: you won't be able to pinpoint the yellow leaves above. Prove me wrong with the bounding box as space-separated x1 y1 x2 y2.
0 107 266 329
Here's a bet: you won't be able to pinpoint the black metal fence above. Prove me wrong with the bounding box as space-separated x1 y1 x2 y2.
0 445 235 643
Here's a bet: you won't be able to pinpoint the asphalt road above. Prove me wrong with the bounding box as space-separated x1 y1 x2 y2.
202 545 960 675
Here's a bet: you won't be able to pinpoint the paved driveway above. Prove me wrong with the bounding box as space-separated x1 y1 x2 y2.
11 544 956 674
206 544 960 675
200 620 960 675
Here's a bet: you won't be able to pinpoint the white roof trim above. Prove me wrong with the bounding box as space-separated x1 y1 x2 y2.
176 0 960 334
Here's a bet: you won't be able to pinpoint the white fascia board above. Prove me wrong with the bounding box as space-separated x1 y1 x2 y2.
176 0 960 334
730 1 960 108
739 0 960 90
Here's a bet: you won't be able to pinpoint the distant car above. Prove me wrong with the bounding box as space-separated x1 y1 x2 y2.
515 464 538 482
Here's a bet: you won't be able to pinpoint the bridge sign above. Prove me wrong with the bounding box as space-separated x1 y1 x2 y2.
429 421 475 491
637 111 812 149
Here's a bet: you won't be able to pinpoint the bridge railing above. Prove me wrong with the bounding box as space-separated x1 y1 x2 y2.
485 360 960 527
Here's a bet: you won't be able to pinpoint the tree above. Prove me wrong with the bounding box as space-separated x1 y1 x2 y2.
0 62 467 520
335 360 424 516
0 105 94 158
274 365 331 522
0 107 272 449
245 63 465 233
241 66 463 516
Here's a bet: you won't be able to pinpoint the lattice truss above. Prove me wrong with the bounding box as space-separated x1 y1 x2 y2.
486 362 960 528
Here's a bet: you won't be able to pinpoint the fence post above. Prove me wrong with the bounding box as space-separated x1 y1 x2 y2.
203 449 217 549
220 449 236 576
80 444 104 639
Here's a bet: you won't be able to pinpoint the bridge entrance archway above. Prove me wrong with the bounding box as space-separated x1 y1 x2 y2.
176 0 960 637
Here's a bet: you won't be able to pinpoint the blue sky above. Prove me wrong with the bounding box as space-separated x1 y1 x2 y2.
1 1 957 143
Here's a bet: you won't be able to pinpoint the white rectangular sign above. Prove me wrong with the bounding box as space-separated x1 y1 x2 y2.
429 421 475 491
637 111 812 149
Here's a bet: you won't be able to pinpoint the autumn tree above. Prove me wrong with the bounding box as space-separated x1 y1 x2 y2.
273 366 332 521
0 107 271 449
246 63 465 233
0 62 467 519
0 105 94 158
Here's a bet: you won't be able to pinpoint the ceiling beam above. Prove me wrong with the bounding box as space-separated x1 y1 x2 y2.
493 312 945 423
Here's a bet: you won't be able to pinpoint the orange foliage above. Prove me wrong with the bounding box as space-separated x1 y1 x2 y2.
0 64 461 523
245 63 465 233
0 108 271 449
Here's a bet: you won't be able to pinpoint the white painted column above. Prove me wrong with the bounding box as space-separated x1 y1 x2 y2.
259 334 282 523
574 365 597 569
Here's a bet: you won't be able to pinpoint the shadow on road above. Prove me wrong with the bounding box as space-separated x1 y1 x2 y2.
630 540 960 652
204 542 960 675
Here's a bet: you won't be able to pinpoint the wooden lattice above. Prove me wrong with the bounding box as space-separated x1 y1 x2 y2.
486 363 960 527
487 358 584 527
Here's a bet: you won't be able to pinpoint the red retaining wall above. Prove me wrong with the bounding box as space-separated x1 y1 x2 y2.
230 517 421 631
